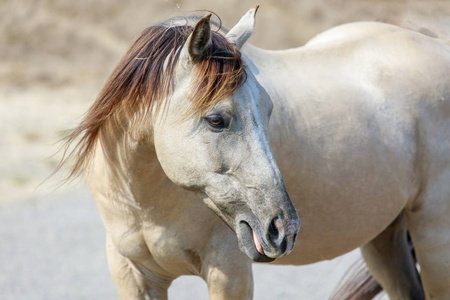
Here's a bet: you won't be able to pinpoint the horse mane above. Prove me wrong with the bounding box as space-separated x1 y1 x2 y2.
58 16 245 180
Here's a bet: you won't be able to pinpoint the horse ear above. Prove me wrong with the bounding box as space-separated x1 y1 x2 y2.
226 5 259 49
180 14 212 66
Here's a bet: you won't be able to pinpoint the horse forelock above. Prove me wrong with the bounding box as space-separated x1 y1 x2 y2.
58 17 245 180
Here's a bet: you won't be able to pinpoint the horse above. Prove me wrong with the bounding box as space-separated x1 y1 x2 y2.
61 6 450 300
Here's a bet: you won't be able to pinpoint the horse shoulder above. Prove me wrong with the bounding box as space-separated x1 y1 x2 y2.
87 142 203 276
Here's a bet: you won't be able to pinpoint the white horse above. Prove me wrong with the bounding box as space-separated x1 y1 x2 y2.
62 6 450 300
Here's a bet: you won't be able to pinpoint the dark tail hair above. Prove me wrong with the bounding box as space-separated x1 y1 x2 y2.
330 231 419 300
329 258 383 300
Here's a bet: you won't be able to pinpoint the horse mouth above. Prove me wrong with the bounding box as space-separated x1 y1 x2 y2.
252 230 265 256
238 221 275 262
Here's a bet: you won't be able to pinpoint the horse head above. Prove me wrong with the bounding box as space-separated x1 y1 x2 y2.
152 7 300 262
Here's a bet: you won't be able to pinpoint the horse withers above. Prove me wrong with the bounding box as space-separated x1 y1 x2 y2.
62 6 450 300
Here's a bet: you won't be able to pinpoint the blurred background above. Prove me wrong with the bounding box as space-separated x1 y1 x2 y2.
1 0 449 299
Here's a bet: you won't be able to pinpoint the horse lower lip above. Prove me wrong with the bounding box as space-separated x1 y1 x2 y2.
252 230 265 255
238 221 274 262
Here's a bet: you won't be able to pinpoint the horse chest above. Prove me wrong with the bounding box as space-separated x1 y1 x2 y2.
115 229 151 260
114 224 202 276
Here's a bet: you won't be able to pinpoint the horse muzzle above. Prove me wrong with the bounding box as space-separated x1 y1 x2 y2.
236 211 300 262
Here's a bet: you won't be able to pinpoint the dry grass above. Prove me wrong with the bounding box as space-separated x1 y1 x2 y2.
2 0 450 89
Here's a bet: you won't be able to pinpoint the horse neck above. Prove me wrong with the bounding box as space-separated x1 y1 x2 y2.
92 113 184 214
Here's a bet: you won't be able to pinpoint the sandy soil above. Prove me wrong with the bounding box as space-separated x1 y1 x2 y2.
2 0 448 298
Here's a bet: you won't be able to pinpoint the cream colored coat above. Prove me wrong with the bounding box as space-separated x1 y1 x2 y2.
86 8 450 300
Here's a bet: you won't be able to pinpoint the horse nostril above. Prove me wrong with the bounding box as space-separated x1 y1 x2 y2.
267 216 299 256
267 216 286 249
268 217 280 240
279 236 287 253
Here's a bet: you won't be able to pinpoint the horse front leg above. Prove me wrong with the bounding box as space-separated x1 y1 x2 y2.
204 262 253 300
106 234 173 300
202 225 253 300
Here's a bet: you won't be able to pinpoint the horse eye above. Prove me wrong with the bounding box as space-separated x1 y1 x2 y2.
205 114 225 129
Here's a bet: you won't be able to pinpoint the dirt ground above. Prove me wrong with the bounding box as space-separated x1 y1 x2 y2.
2 0 448 298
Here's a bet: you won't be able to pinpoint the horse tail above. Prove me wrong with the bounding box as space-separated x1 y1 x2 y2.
330 231 419 300
329 258 383 300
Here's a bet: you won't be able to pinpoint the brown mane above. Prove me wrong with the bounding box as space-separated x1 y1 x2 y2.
59 17 245 180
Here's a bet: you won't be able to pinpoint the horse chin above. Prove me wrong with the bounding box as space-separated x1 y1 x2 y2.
237 221 276 263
